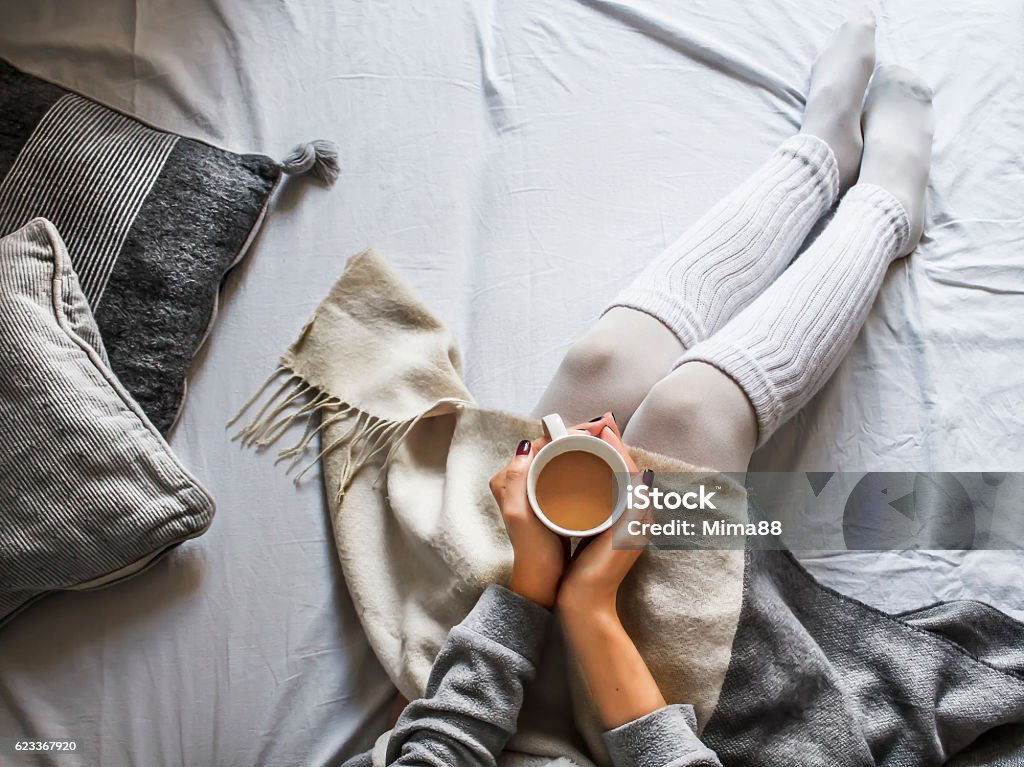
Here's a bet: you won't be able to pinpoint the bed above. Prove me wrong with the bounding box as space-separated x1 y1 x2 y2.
0 1 1021 765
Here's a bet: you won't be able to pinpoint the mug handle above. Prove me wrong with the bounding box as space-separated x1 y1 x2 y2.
541 413 569 441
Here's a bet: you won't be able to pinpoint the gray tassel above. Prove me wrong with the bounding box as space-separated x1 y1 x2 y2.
279 140 340 185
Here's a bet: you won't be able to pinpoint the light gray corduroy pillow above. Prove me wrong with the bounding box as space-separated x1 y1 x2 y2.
0 218 215 626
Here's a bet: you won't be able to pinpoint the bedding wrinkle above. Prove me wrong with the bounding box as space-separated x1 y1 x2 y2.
577 0 804 108
473 0 514 134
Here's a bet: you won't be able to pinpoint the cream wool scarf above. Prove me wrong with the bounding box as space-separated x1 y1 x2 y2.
235 249 747 766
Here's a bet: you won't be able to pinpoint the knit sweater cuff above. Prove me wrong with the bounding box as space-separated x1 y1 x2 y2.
602 704 721 766
460 584 551 665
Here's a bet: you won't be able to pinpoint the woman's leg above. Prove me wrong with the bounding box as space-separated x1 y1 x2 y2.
625 65 934 469
532 16 876 426
530 307 685 426
627 361 759 472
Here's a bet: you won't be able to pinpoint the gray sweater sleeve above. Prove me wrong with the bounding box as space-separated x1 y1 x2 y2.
343 583 550 767
342 585 720 767
603 704 722 767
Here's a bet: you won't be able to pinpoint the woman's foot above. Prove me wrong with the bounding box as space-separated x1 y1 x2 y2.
800 13 877 190
859 64 934 254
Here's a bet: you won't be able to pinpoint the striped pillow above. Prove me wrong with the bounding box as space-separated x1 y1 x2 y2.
0 57 334 433
0 218 215 626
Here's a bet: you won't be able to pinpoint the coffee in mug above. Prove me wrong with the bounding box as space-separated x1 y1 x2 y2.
535 451 616 531
526 413 630 537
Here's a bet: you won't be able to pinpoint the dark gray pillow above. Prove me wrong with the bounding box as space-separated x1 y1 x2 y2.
0 219 215 626
0 57 337 433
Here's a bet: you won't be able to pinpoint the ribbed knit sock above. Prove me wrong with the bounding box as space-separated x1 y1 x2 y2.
677 183 911 445
605 134 839 348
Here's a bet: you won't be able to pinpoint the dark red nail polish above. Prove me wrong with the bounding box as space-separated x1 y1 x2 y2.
588 416 603 422
610 412 617 423
516 439 531 456
642 468 654 486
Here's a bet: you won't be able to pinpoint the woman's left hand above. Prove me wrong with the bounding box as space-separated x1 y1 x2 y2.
490 438 567 608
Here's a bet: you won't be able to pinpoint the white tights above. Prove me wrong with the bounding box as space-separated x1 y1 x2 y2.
532 143 915 472
532 19 934 471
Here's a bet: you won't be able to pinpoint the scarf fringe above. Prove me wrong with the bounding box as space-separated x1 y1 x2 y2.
231 365 459 503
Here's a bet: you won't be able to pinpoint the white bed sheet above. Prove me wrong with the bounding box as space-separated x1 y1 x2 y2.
0 1 1021 764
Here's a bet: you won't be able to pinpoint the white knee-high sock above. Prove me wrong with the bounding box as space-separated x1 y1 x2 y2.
606 134 839 348
677 183 910 445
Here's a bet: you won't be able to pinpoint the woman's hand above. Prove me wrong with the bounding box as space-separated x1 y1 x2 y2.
558 412 652 618
490 438 567 608
492 413 651 611
555 413 667 730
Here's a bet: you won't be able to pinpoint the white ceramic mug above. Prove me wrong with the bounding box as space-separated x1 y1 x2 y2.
526 413 630 537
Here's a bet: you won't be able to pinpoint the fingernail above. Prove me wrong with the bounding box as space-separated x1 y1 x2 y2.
516 439 531 456
610 412 617 424
588 416 604 423
642 468 654 486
